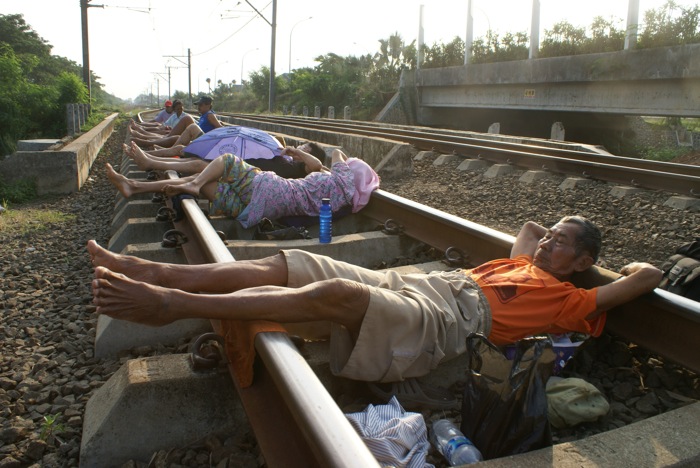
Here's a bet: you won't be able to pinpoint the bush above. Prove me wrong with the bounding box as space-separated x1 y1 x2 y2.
0 177 37 204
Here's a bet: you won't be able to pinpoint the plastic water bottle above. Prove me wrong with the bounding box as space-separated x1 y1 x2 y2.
319 198 332 243
430 419 483 466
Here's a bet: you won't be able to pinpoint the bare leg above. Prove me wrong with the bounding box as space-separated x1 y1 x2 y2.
163 155 226 198
134 135 179 148
106 163 194 197
88 239 289 292
166 114 196 137
92 266 368 334
146 145 185 157
172 123 204 146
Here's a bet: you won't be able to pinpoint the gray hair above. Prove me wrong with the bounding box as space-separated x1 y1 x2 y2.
559 216 602 262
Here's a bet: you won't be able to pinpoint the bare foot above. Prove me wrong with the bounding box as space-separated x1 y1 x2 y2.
164 180 200 198
128 142 154 171
87 240 166 286
92 267 178 326
122 143 134 158
105 163 135 198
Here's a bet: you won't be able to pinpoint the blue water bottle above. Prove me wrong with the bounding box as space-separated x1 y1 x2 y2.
319 198 332 243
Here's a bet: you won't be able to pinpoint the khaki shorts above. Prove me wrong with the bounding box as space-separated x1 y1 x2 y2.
282 250 491 383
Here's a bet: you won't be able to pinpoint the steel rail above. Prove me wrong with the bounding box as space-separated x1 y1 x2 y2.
161 170 379 468
227 113 700 178
222 114 700 196
362 190 700 374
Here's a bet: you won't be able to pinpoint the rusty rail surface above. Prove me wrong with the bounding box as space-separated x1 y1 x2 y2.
221 113 700 196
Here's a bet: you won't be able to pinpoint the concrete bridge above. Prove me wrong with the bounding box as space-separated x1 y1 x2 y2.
415 44 699 118
390 44 699 142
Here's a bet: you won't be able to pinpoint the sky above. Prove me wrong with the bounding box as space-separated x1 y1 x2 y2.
2 0 697 101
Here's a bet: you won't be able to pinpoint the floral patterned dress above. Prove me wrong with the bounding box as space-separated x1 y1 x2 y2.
236 160 356 228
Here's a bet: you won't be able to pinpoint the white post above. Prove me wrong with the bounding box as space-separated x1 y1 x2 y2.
464 0 474 65
529 0 541 59
625 0 640 50
418 5 425 69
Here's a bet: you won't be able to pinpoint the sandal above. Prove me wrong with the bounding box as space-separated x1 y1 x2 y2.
368 378 458 411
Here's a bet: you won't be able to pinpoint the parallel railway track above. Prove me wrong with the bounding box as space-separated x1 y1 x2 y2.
216 113 700 197
108 112 700 466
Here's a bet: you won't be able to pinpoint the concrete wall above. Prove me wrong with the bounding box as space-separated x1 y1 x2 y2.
0 113 118 195
414 44 700 118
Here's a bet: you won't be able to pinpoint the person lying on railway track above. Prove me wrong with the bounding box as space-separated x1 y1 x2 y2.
129 96 223 149
122 140 327 178
88 216 662 383
106 148 378 227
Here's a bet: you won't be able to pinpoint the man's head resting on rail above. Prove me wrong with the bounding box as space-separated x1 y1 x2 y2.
532 216 602 281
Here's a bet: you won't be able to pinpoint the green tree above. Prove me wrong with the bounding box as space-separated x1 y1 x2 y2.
422 37 465 68
471 31 529 63
0 44 30 154
638 1 700 48
540 21 588 57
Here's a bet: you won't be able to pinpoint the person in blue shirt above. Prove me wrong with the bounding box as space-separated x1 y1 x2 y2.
194 96 222 133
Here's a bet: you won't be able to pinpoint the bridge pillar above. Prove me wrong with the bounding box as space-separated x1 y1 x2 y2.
314 106 321 118
328 106 335 119
487 122 500 134
303 106 309 117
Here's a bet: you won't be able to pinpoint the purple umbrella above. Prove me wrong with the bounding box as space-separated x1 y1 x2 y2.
183 126 285 161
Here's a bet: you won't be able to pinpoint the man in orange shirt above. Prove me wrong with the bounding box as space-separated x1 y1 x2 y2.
88 216 661 383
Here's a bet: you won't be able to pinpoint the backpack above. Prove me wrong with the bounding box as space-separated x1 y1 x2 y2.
658 238 700 301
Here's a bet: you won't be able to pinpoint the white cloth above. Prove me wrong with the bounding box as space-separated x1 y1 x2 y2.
345 396 434 468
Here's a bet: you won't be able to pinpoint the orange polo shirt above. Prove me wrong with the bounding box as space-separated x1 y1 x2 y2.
465 255 606 345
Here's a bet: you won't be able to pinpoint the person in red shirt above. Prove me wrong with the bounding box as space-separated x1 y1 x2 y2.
88 216 661 383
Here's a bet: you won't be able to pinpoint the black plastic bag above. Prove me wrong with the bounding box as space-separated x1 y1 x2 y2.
460 334 555 460
253 218 310 241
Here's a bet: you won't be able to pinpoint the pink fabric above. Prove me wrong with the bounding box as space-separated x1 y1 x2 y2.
347 158 380 213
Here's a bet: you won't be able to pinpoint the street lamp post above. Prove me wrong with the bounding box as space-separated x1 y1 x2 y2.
240 48 259 84
288 16 312 75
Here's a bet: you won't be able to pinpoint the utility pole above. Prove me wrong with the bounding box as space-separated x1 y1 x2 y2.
152 72 167 103
163 53 191 102
188 48 192 104
79 0 104 103
245 0 277 112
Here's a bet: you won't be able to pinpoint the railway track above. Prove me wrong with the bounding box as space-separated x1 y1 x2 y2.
214 113 700 197
92 112 700 466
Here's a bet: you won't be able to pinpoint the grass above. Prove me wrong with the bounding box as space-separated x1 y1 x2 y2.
639 146 692 162
0 204 75 236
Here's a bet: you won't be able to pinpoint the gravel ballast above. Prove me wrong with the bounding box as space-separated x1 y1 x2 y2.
0 121 698 467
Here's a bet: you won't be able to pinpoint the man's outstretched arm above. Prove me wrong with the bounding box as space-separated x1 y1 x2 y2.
590 262 663 317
